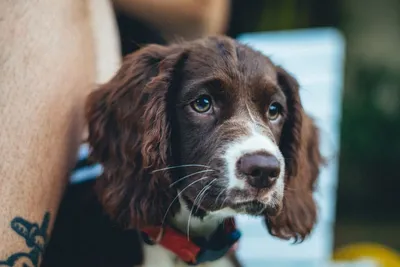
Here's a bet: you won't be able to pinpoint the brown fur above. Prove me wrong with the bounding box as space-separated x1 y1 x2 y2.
86 44 184 228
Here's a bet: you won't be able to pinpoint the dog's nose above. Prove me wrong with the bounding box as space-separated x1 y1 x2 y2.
237 153 280 189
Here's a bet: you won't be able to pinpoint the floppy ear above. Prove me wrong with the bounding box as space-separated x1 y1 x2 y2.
265 67 324 242
85 44 186 228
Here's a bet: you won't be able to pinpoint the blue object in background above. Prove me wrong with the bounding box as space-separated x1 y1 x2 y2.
70 143 103 183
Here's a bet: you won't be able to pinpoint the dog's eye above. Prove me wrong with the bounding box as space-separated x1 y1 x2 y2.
191 95 212 113
267 102 282 121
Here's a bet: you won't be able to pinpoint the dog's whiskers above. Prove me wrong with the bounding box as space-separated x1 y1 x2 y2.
151 164 211 174
186 180 213 239
215 187 227 208
161 176 209 225
195 179 217 213
169 169 214 188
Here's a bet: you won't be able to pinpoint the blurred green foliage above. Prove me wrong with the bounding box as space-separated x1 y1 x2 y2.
339 64 400 220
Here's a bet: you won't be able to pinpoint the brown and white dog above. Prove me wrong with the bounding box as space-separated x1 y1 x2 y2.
43 36 323 267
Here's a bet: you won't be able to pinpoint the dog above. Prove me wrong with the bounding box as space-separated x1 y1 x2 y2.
42 35 324 267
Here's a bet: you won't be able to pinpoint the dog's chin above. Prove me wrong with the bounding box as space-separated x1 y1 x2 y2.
230 200 280 216
231 200 266 215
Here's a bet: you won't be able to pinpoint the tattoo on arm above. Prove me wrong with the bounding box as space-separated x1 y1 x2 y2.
0 212 50 267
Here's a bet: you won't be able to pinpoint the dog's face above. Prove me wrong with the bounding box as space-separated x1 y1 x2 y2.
86 36 323 241
171 42 287 217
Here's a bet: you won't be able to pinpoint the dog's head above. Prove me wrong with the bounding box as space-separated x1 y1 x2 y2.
86 36 324 242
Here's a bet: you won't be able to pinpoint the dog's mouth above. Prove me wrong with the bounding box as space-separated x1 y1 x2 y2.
181 192 281 218
182 194 267 217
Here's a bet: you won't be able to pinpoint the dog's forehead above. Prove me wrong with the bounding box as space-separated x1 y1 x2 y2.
182 37 277 86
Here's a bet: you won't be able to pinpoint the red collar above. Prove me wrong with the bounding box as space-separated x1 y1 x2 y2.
141 218 241 265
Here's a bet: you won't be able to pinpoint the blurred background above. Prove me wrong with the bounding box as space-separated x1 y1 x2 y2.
114 0 400 253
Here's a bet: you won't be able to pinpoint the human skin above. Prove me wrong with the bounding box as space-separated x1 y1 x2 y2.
0 0 98 265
